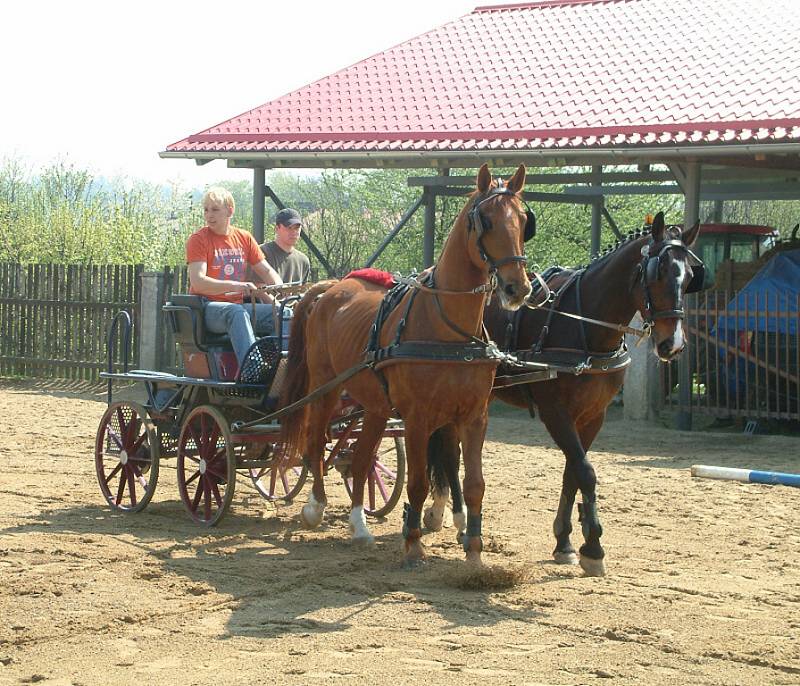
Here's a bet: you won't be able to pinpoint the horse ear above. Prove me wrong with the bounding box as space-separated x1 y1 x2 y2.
651 211 666 241
682 220 701 247
477 164 492 194
506 164 526 194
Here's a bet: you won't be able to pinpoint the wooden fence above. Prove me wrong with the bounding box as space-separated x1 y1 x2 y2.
0 263 143 380
663 290 799 422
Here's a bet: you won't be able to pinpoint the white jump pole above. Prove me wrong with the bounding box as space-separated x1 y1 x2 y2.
691 465 800 488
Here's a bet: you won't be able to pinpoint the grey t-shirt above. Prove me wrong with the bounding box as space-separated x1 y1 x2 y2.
260 241 311 283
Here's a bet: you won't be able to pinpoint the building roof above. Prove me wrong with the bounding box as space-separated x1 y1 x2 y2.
163 0 800 167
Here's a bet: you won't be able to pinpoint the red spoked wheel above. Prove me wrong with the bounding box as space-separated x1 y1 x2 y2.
249 444 307 502
177 405 236 526
95 401 159 513
343 435 406 518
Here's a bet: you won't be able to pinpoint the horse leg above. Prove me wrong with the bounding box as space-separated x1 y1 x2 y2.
299 391 340 529
539 406 606 576
347 412 388 545
552 465 579 566
550 412 606 565
423 424 460 532
458 410 488 565
400 420 431 568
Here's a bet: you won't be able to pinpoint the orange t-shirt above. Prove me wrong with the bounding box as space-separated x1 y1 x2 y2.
186 226 263 303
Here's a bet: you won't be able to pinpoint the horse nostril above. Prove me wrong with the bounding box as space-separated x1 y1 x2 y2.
504 283 517 298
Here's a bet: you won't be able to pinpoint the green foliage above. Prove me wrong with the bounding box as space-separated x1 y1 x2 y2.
1 156 798 274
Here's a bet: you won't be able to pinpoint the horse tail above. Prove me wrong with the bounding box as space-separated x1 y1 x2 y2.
427 425 461 499
279 280 338 459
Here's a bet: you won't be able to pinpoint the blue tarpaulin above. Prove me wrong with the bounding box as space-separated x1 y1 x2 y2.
715 249 800 336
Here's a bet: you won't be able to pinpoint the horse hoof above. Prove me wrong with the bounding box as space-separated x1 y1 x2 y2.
579 555 606 577
423 507 444 532
553 551 579 566
465 550 483 565
300 504 324 529
401 556 426 570
351 533 375 547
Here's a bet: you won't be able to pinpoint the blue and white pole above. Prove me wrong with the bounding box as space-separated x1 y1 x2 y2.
691 465 800 488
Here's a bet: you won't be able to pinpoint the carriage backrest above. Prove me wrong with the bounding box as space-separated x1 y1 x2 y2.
163 294 237 379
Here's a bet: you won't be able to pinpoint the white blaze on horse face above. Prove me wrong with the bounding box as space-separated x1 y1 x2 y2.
671 319 685 355
671 260 688 354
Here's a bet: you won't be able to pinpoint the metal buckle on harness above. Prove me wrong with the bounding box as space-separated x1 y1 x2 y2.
485 341 501 359
574 357 592 375
636 321 653 346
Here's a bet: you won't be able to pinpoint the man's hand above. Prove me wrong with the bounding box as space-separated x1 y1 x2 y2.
256 290 276 305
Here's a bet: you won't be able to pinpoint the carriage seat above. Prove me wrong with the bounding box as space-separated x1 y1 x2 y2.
163 294 237 379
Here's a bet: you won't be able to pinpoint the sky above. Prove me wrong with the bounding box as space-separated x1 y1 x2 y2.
3 0 479 189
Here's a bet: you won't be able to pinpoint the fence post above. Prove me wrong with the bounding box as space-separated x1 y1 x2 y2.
139 271 165 371
623 313 662 420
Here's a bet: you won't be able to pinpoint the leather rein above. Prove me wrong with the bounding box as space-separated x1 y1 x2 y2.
505 237 701 376
523 237 702 345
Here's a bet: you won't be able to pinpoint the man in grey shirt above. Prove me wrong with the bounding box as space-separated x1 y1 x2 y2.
260 208 312 283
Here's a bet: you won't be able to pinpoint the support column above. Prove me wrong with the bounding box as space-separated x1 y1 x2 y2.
590 165 602 257
677 162 701 431
253 168 266 244
139 271 165 371
423 187 436 268
712 199 724 222
623 314 661 421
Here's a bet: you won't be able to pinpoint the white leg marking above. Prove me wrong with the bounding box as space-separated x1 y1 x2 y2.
452 510 466 536
349 505 374 544
423 487 452 531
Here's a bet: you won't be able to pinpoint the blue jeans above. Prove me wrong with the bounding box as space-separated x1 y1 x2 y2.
203 301 275 366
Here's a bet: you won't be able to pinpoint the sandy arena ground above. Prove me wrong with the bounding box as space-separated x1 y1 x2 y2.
0 379 799 686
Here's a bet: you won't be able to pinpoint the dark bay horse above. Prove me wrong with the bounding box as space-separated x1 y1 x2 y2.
280 165 533 566
425 212 703 576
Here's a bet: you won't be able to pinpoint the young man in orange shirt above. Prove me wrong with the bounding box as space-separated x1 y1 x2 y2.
186 187 282 370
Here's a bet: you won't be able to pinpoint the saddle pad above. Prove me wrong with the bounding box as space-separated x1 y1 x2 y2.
344 268 396 289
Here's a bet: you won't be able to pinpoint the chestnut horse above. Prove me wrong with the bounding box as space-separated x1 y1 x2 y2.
279 165 532 566
425 212 703 576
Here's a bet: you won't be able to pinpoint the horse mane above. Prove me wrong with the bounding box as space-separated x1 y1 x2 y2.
581 223 684 274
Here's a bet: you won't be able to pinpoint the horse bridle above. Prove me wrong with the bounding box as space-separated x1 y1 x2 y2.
523 235 706 344
638 238 705 329
467 182 535 293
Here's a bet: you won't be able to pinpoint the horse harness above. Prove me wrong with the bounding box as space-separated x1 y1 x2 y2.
363 272 505 416
507 236 705 373
506 268 633 379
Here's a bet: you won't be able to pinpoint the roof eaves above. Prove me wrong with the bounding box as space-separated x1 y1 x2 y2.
159 141 800 169
473 0 631 12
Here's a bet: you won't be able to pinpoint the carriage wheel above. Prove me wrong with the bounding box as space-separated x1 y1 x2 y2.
95 401 159 513
249 445 308 502
343 436 406 518
177 405 236 526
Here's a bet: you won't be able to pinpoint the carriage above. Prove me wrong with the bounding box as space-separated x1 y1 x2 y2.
96 286 406 527
93 165 691 572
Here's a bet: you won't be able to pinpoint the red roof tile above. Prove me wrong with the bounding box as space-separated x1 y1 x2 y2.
165 0 800 159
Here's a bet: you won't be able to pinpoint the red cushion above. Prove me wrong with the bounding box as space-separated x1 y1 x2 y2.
344 268 396 289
